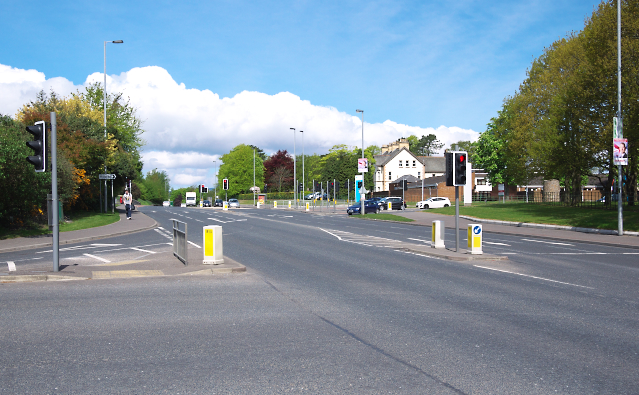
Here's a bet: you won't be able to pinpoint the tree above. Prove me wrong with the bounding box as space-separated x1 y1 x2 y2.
408 134 444 156
449 140 477 159
264 150 293 191
270 166 292 192
218 144 265 197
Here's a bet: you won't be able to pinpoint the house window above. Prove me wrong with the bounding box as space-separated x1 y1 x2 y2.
399 161 402 167
418 171 421 178
388 172 391 179
405 160 409 167
413 160 416 167
477 178 487 185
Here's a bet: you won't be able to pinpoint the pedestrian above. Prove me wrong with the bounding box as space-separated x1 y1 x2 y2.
123 189 133 219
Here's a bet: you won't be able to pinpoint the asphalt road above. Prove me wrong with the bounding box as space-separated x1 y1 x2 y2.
1 205 637 394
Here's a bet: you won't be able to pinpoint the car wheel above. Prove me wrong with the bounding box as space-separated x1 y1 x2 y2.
375 208 380 214
444 204 449 207
424 204 429 209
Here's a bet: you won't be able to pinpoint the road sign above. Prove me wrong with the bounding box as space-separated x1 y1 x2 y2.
99 174 116 180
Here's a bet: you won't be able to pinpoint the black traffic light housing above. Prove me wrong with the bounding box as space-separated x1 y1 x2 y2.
357 181 363 189
402 179 408 191
26 121 46 172
334 181 339 193
299 183 303 192
264 184 268 193
223 179 229 190
445 152 454 186
453 152 467 186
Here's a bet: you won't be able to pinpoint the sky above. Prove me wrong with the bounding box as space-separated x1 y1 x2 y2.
1 0 602 188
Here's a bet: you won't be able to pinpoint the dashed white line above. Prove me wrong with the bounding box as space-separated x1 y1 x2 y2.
521 238 573 246
7 261 16 272
83 253 111 263
130 247 156 254
474 265 594 289
484 241 511 246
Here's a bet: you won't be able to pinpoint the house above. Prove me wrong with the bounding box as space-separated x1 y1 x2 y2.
373 138 446 192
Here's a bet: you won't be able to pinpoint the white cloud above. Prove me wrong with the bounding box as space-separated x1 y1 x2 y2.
1 63 479 188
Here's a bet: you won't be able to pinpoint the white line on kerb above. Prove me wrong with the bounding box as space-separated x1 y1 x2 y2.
130 247 156 254
7 261 16 271
187 241 201 248
83 253 111 263
474 265 594 289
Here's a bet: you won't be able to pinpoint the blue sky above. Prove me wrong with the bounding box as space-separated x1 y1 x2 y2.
1 0 602 188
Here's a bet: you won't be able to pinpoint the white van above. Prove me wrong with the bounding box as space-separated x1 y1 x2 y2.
185 192 197 207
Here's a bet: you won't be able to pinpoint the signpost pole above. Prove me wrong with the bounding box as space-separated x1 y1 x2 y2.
455 186 460 253
51 112 59 272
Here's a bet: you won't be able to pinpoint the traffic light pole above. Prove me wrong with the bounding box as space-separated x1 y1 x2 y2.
51 112 59 272
455 186 460 253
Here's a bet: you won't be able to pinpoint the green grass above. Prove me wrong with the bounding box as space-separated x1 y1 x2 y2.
350 213 415 222
0 211 121 240
425 202 639 232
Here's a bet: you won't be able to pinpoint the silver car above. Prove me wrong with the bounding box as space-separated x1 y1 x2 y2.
228 198 240 208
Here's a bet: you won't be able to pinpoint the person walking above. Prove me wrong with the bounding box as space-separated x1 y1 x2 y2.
123 189 133 220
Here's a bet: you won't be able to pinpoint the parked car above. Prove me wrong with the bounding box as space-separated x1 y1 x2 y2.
163 201 170 207
416 197 451 209
368 197 385 209
214 199 224 207
228 198 240 208
305 192 321 200
202 200 211 207
347 199 380 215
383 196 406 210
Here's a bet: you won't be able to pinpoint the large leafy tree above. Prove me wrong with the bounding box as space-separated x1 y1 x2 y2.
408 134 444 156
218 144 265 197
264 150 294 191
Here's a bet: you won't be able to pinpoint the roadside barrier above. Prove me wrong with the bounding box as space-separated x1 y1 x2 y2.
172 219 188 265
288 201 292 209
432 220 445 249
274 201 278 208
203 225 224 264
467 224 483 254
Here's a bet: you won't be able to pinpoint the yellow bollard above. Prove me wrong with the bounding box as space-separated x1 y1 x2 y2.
467 224 483 254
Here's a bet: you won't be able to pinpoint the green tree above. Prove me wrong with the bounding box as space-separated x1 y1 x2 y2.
218 144 265 197
408 134 444 156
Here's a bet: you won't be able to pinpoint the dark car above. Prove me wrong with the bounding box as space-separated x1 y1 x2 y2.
384 196 406 210
202 200 211 207
368 197 385 209
214 199 223 207
347 199 380 215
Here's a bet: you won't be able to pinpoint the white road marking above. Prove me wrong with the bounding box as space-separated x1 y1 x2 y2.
7 261 16 271
408 238 432 244
474 265 594 289
91 243 122 247
208 218 227 223
484 241 511 246
83 253 111 263
521 238 573 246
130 247 156 254
188 241 201 248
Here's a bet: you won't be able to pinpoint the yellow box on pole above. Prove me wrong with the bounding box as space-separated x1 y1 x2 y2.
467 224 483 254
432 220 445 249
203 225 224 264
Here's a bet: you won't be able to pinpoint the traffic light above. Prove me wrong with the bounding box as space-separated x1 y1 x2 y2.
26 121 46 172
200 184 208 193
299 183 303 192
402 179 408 191
454 152 467 186
445 152 454 186
334 181 340 193
315 182 321 192
357 181 363 189
264 184 268 193
223 179 229 190
328 182 333 192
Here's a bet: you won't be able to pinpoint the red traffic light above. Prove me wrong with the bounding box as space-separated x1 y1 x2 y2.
458 155 465 162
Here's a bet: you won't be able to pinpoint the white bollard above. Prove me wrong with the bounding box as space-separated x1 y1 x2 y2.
432 220 445 249
288 201 292 209
203 225 224 264
257 202 261 208
388 201 392 211
223 201 228 211
306 202 310 211
467 224 483 254
274 201 278 209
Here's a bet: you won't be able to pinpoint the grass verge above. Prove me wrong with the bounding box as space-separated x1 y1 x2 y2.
0 212 121 240
425 202 639 232
350 213 415 222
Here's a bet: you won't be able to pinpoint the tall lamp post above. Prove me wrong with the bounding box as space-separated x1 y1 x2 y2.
356 109 365 215
300 130 304 201
104 39 123 214
616 0 623 236
291 127 296 208
213 159 217 201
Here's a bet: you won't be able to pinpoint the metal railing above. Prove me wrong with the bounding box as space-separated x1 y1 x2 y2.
471 191 632 209
172 219 188 265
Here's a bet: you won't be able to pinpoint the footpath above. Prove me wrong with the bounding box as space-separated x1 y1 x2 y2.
0 206 245 283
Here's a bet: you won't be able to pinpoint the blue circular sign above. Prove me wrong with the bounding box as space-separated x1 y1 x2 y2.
473 225 481 235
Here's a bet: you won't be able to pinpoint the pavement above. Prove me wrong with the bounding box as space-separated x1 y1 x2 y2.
2 203 638 283
0 206 245 283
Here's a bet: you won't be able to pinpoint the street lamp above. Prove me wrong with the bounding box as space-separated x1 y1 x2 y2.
103 39 123 214
300 130 304 201
356 109 364 215
213 159 217 201
291 127 296 208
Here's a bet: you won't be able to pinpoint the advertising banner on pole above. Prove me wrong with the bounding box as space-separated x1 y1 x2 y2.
357 158 368 173
614 138 628 166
